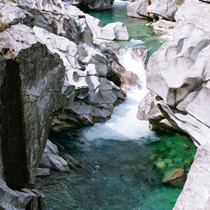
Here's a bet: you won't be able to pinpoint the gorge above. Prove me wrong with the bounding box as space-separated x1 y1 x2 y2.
0 0 210 209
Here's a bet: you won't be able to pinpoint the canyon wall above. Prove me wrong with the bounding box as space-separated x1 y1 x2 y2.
0 0 128 208
137 0 210 209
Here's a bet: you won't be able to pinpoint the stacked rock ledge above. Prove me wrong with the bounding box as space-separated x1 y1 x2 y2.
0 0 128 208
138 0 210 209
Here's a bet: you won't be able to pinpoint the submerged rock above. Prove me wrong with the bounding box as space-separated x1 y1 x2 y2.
36 168 51 177
162 168 186 188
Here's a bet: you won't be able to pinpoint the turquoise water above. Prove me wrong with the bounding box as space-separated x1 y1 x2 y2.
38 1 196 209
38 131 195 210
88 0 162 52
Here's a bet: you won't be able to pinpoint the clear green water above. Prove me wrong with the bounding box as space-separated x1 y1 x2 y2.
37 2 196 209
38 131 195 210
88 1 162 52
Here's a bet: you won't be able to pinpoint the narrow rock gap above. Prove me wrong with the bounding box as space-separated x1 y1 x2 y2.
1 59 29 190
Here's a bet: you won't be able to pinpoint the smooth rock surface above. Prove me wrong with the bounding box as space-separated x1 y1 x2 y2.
36 168 50 177
173 146 210 210
138 0 210 209
86 14 129 41
127 0 150 18
40 140 70 172
0 24 65 188
138 0 210 146
147 0 182 21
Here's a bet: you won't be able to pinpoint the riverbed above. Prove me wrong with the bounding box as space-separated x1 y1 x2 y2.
37 1 196 209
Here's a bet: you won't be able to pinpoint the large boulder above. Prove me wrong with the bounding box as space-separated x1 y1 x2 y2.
0 24 65 189
127 0 151 18
138 0 210 146
147 0 184 21
9 0 126 130
127 0 184 20
85 14 129 41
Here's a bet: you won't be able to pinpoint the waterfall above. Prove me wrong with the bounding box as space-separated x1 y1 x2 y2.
81 47 155 142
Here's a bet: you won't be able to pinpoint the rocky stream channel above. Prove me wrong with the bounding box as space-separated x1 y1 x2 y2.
37 1 196 209
1 0 210 209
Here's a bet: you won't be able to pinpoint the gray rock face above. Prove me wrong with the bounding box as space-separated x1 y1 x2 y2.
147 0 182 21
14 0 126 131
127 0 150 18
68 0 114 10
0 3 65 208
138 0 210 146
127 0 184 20
138 0 210 208
0 0 130 209
0 178 45 210
84 0 114 10
173 145 210 210
40 140 70 172
0 0 127 208
86 14 129 41
0 29 65 188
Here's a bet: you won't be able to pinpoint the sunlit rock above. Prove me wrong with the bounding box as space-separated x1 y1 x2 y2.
86 14 129 41
127 0 151 18
148 0 184 21
138 0 210 146
174 146 210 210
138 0 210 208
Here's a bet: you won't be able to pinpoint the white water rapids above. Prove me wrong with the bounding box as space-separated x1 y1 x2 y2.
81 47 155 142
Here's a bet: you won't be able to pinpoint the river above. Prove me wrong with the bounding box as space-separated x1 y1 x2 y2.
37 1 196 209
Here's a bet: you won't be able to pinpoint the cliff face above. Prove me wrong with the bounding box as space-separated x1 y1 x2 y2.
137 0 210 209
0 0 128 208
138 0 210 146
0 36 65 209
127 0 183 20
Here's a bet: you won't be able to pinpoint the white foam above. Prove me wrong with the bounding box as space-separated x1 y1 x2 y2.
82 47 155 142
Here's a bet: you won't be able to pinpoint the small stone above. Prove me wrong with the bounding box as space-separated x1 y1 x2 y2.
36 168 50 177
162 168 184 183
